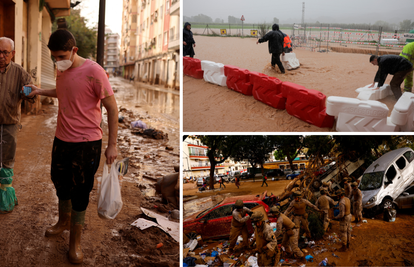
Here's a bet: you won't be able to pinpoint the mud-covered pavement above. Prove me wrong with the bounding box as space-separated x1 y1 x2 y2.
184 179 414 266
0 77 179 266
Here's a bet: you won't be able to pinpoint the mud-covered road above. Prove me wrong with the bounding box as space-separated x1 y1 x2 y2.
184 179 414 266
0 78 179 266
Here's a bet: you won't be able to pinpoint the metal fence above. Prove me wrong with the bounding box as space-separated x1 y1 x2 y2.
190 23 412 55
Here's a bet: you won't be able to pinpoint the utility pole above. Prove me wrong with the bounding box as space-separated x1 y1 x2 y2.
97 0 106 67
301 2 305 26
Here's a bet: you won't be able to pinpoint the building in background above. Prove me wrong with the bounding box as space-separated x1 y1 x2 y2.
104 28 120 74
1 0 70 114
120 0 179 89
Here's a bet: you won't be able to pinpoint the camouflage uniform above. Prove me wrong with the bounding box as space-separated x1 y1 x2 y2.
315 194 336 231
351 187 363 222
275 213 303 258
284 198 320 238
255 221 279 266
344 181 352 199
335 196 352 247
229 207 251 251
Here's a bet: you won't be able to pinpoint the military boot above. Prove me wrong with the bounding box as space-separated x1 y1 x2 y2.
45 199 71 236
68 209 86 264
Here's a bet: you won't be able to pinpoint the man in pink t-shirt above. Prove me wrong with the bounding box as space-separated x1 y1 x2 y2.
26 29 118 264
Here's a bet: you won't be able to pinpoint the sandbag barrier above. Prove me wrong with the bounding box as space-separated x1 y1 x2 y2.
183 57 204 79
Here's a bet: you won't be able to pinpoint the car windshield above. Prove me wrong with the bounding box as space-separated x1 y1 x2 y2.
196 200 224 218
359 171 384 190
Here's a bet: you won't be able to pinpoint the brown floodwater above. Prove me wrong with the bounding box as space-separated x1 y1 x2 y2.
183 35 398 132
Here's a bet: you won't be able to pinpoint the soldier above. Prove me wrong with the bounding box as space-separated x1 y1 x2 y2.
270 206 305 263
228 200 252 253
284 191 321 239
351 182 363 223
334 189 352 251
319 181 333 195
343 178 352 199
250 212 279 266
315 189 336 232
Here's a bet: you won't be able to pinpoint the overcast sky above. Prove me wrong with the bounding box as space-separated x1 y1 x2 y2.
183 0 414 25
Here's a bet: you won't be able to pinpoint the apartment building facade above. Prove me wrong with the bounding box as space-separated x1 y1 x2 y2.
120 0 179 89
104 28 120 73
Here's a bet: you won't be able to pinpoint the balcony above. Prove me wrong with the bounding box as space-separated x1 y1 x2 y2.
170 0 179 16
190 163 225 170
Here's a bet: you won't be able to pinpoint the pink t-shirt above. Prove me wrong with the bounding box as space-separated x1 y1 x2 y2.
55 59 114 142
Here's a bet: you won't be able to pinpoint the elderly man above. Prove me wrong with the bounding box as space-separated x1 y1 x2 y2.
334 189 352 251
270 206 305 263
250 212 279 266
228 199 252 253
284 191 321 239
0 37 32 213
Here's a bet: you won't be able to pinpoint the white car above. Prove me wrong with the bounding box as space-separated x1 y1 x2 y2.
361 147 414 211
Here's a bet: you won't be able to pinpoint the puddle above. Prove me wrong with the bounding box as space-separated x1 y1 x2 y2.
184 193 232 218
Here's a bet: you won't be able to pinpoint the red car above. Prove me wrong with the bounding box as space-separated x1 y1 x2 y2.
184 193 277 240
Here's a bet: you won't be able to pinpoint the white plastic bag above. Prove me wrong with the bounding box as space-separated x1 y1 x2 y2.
97 162 123 219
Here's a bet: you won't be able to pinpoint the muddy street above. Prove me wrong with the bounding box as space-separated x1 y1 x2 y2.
183 179 414 266
0 78 179 266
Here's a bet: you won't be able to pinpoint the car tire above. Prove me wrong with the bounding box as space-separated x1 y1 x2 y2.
381 198 394 210
313 180 321 190
186 232 198 240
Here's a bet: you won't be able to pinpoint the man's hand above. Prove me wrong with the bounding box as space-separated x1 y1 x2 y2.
105 144 117 164
368 82 375 88
22 84 40 98
373 87 380 90
193 43 196 47
183 41 187 45
282 52 285 56
256 41 259 44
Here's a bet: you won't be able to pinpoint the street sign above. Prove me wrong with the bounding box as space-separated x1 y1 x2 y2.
250 30 257 36
241 15 245 21
220 29 227 35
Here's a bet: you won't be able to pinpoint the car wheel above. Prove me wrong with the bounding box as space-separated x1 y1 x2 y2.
381 198 394 210
313 180 321 190
186 232 198 240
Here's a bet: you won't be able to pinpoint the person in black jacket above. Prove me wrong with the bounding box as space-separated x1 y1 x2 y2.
183 22 196 58
369 55 413 100
256 24 285 73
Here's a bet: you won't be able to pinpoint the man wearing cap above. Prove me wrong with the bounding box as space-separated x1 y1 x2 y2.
315 189 336 232
334 189 352 251
351 182 363 223
250 212 279 266
284 191 321 239
228 199 253 253
343 178 352 199
319 181 333 195
270 206 305 263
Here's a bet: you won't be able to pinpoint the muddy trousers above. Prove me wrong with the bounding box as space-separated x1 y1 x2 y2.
340 214 352 246
390 67 414 100
229 225 249 250
0 124 18 169
261 180 268 187
281 228 304 257
258 248 279 267
321 210 330 231
271 53 285 73
353 202 363 222
293 214 311 238
51 137 102 212
220 182 226 188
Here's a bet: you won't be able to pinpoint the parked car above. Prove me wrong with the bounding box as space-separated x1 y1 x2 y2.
196 177 204 187
240 172 252 179
313 168 326 177
266 169 283 178
284 168 293 175
183 194 276 240
361 147 414 212
286 170 302 180
394 183 414 209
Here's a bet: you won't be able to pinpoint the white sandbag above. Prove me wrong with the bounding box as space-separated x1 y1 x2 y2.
390 92 414 131
355 83 392 100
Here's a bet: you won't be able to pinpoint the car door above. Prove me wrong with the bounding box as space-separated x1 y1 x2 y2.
201 204 234 239
399 186 414 209
394 154 414 195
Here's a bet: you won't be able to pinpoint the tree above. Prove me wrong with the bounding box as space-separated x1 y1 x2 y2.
52 9 97 59
232 136 275 181
258 23 271 38
399 19 414 30
272 136 304 170
198 136 242 189
303 136 335 166
228 15 240 24
192 14 213 23
214 18 222 24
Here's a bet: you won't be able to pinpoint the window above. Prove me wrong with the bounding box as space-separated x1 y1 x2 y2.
244 203 259 210
147 18 149 28
166 0 169 11
160 5 163 18
132 14 137 23
169 27 175 41
163 31 167 45
205 205 233 220
406 186 414 195
404 151 414 163
385 165 397 183
396 156 407 170
158 34 162 47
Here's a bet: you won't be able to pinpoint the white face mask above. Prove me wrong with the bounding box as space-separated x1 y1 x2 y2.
56 48 74 72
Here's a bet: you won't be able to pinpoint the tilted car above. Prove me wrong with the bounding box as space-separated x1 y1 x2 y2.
286 170 302 180
394 183 414 209
361 147 414 211
183 194 276 240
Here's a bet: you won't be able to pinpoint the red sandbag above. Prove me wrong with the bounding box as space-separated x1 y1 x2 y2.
224 65 253 95
183 57 204 79
250 72 285 110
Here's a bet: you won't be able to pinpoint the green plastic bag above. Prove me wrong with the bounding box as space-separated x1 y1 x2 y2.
0 168 18 213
